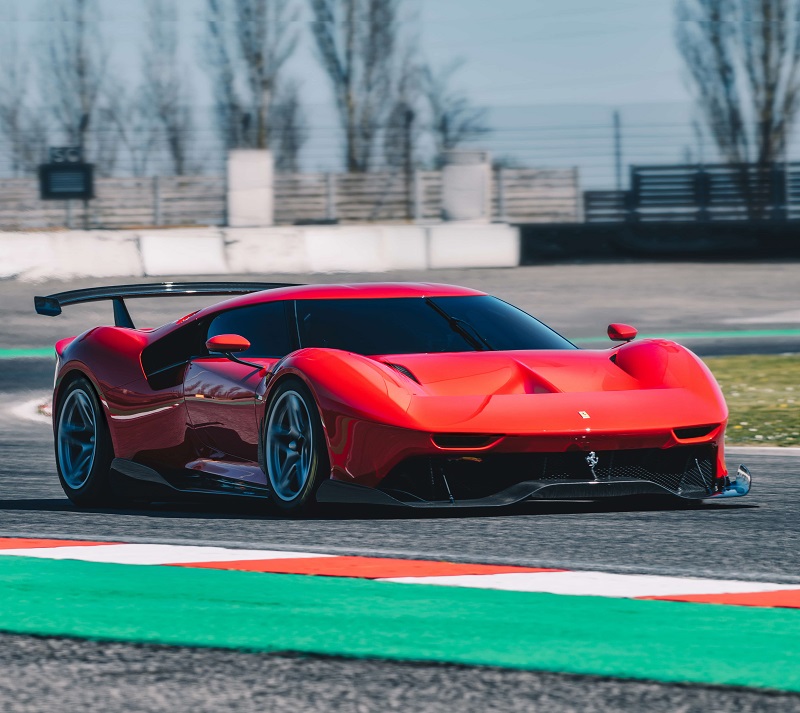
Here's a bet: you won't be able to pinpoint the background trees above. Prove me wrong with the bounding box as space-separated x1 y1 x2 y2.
142 0 196 176
0 25 47 176
0 0 487 177
40 0 109 161
423 61 490 169
309 0 402 172
204 0 306 170
676 0 800 167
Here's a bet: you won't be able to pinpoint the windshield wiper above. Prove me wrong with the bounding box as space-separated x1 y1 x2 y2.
425 299 494 351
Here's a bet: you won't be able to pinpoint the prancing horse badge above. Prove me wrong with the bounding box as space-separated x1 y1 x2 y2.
585 451 599 480
578 411 590 419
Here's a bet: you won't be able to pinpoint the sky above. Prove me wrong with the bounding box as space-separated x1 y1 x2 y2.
0 0 711 186
14 0 688 108
416 0 688 107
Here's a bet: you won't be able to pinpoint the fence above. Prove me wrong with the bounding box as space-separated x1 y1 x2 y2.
0 168 580 230
585 163 800 223
274 169 579 224
273 171 442 223
0 176 226 230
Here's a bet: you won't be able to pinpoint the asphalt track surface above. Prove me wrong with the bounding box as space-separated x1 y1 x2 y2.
3 633 800 713
1 262 799 711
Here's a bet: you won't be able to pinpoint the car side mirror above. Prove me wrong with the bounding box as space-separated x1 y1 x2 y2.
206 334 251 353
607 323 637 342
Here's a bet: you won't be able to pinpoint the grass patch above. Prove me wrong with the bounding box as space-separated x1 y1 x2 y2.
703 354 800 447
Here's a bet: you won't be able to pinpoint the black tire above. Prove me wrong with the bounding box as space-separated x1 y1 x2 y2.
262 379 329 515
54 376 115 507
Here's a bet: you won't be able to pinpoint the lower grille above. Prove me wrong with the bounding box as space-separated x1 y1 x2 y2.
379 445 717 503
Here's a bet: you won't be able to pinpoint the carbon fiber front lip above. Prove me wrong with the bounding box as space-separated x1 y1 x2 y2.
316 478 700 508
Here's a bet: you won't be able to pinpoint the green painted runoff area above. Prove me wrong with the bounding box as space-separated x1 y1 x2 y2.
0 556 798 691
575 328 800 344
0 348 54 359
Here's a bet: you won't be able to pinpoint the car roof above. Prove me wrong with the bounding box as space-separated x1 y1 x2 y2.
195 282 487 317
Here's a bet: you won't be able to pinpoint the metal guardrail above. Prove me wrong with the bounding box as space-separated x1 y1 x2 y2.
585 163 798 223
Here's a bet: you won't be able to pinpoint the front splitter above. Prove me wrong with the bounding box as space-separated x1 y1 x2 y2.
316 478 707 508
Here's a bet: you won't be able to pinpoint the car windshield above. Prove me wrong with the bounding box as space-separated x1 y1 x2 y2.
295 296 575 355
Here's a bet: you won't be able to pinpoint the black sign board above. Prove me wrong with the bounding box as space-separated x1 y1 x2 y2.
39 148 94 200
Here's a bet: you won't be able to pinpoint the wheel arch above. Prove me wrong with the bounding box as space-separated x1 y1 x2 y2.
53 366 118 450
258 369 332 477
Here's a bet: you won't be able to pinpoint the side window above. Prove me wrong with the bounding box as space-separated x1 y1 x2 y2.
207 302 293 358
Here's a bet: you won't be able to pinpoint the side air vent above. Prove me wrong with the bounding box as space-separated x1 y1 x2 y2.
674 425 719 440
432 434 503 450
386 362 420 383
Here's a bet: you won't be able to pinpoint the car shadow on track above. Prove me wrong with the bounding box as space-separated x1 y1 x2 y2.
0 496 757 522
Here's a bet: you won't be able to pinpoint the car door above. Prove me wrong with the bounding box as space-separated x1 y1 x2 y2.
184 301 295 462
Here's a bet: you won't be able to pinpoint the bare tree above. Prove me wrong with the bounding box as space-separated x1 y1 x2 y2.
205 0 243 150
423 60 489 168
309 0 401 172
270 80 308 172
40 0 110 160
99 82 159 177
142 0 195 175
204 0 300 152
0 27 47 176
676 0 800 167
383 52 423 171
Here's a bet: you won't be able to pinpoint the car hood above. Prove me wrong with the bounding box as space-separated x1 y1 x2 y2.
372 342 726 434
380 349 640 396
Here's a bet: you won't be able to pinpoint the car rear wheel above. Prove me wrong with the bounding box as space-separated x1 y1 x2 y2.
264 380 328 514
55 376 115 507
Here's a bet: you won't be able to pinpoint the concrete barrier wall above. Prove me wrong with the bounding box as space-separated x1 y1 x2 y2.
140 230 230 276
428 224 519 269
0 224 520 281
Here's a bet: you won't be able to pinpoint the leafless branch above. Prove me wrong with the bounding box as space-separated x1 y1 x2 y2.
143 0 196 174
423 60 490 168
270 79 308 172
309 0 401 172
676 0 800 166
40 0 110 157
0 25 47 175
204 0 300 151
99 82 159 177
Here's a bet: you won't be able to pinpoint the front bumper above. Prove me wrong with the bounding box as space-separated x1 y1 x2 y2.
316 468 752 508
317 446 752 508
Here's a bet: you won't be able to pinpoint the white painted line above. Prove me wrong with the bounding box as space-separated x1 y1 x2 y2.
0 543 334 565
1 539 796 603
382 571 797 598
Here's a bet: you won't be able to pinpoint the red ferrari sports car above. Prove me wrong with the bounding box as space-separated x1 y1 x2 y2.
35 281 751 513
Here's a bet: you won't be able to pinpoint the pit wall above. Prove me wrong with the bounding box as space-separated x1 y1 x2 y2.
0 224 520 281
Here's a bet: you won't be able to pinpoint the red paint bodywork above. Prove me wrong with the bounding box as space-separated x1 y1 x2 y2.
51 282 729 494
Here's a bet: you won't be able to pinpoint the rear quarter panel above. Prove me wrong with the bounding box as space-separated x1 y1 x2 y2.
54 326 196 466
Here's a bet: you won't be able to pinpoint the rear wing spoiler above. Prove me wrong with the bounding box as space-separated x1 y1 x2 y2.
34 281 300 329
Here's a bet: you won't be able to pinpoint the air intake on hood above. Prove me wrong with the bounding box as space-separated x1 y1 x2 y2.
386 363 420 383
